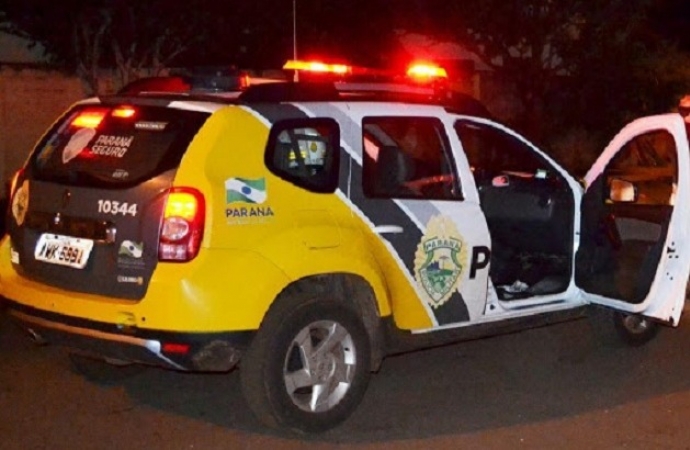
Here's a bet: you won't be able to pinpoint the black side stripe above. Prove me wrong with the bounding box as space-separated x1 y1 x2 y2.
347 157 420 273
242 103 308 124
346 148 469 325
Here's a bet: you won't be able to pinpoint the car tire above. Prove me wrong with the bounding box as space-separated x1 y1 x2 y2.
68 353 145 385
240 292 371 434
589 306 660 348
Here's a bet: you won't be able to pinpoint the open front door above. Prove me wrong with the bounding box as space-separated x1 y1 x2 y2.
576 113 690 325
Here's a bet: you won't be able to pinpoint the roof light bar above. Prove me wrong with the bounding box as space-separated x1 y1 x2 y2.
283 59 448 84
283 60 351 75
406 63 448 80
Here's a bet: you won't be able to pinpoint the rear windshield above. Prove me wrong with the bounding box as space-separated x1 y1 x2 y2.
29 103 209 188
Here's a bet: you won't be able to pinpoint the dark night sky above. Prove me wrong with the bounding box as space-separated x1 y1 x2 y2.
650 0 690 50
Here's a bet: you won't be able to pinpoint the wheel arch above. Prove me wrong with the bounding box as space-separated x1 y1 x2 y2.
269 272 387 372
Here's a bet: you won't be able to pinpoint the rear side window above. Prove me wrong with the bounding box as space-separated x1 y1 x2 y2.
265 118 340 193
30 103 209 188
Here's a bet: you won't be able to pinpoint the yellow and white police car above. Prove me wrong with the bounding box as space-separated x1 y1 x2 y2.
1 60 689 433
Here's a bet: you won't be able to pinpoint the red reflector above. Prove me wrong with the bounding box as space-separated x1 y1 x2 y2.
162 342 191 355
71 108 108 128
112 106 136 118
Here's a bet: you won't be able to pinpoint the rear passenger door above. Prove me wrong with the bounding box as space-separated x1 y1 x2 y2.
352 114 492 327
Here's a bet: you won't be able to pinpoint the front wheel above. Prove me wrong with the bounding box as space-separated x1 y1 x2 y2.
240 296 371 434
589 306 660 347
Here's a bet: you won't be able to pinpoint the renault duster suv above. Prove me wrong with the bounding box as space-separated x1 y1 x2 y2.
1 60 689 433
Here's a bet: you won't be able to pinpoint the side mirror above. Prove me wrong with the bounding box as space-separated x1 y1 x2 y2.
607 178 637 203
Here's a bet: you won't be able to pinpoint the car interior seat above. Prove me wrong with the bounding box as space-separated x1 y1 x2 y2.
375 145 415 196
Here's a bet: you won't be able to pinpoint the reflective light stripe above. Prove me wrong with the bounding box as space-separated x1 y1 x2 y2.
9 310 185 370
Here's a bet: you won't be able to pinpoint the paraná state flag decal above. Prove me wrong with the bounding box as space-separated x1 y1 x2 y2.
225 177 267 204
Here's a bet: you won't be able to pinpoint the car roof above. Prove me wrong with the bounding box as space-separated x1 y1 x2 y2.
112 71 494 119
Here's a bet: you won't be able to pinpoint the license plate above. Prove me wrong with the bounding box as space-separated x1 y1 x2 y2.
34 234 94 269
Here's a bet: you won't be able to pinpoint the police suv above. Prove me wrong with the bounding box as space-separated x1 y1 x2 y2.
1 60 689 433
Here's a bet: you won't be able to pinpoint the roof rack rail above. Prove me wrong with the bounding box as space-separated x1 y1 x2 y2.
116 66 260 96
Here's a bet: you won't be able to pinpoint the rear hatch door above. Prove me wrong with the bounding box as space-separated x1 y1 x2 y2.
7 100 210 300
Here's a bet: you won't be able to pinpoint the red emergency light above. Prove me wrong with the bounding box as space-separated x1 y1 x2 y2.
283 58 448 84
283 59 352 75
406 62 448 80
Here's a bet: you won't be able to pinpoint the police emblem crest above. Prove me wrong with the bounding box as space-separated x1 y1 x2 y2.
414 215 468 308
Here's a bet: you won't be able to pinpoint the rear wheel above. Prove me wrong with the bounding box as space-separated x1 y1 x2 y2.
241 293 371 433
589 306 660 347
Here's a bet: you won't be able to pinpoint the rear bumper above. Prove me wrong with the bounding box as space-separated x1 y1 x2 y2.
5 300 254 372
0 239 288 332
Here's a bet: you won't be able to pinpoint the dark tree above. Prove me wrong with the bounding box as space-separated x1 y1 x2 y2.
0 0 229 93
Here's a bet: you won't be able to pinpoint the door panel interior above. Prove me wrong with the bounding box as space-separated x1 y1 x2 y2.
576 129 677 303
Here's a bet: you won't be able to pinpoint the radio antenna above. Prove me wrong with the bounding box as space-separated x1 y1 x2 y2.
292 0 299 81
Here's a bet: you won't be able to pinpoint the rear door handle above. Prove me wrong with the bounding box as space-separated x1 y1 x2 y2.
374 225 403 235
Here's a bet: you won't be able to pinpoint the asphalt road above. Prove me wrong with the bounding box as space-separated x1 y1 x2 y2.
4 309 690 450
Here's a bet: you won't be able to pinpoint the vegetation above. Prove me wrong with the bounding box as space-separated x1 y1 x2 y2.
393 0 690 170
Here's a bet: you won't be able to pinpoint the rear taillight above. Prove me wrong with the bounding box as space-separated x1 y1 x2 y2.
158 187 205 262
